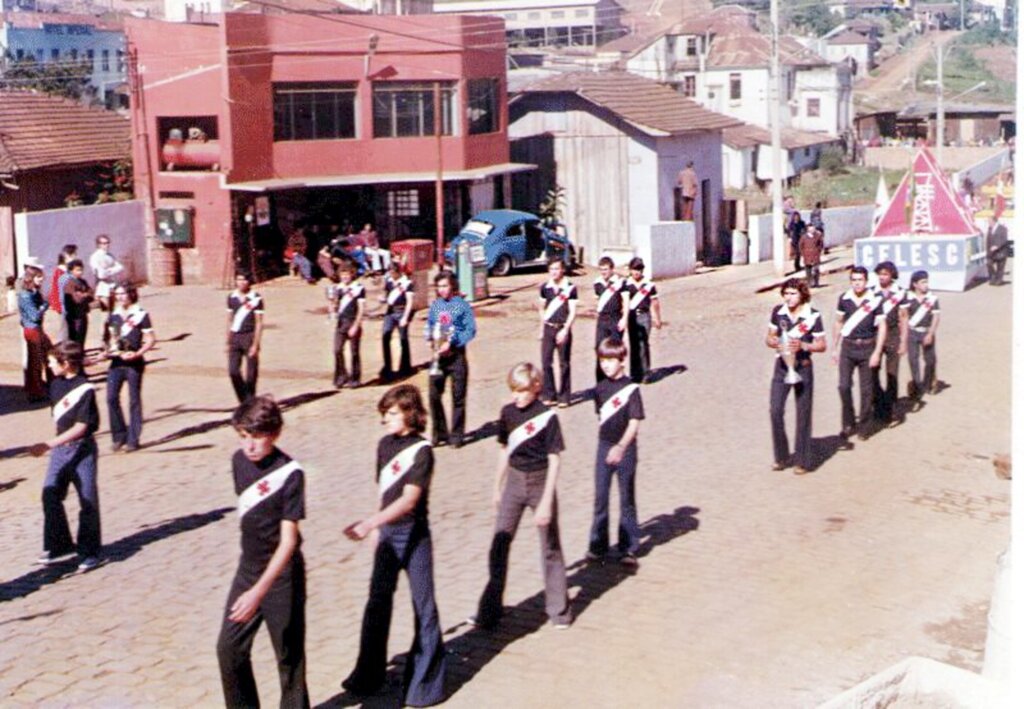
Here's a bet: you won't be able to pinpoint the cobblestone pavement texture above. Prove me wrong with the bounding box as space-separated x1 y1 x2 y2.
0 247 1011 707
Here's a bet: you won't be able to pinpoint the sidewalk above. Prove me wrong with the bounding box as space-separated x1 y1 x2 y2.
0 253 1010 707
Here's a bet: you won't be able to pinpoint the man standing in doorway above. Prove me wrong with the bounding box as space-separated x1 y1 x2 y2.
677 161 698 221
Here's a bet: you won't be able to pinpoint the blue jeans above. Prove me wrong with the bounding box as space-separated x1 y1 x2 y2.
43 437 100 558
107 364 144 447
588 439 640 556
292 254 312 281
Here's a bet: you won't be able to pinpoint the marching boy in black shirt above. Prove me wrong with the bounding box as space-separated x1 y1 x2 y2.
537 258 578 407
226 272 264 403
30 341 103 573
216 396 309 709
332 261 365 388
587 337 645 566
380 262 415 381
342 385 446 707
473 362 572 629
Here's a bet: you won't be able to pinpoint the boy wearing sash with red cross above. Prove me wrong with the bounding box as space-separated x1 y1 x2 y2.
331 262 365 388
380 262 414 381
905 270 941 409
472 362 572 629
29 341 103 573
870 262 909 427
832 267 887 441
226 272 264 403
104 284 156 452
538 258 578 407
217 396 308 709
342 385 446 706
587 337 645 566
765 279 826 474
625 257 662 384
593 256 628 384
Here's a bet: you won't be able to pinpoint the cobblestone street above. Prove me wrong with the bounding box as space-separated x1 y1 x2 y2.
0 249 1011 707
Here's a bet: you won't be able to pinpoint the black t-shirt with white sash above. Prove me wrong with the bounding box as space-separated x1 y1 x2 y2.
907 292 940 330
498 399 564 472
539 279 578 325
50 373 99 438
594 275 624 320
836 288 884 341
227 290 264 335
384 274 414 315
376 433 433 526
233 447 305 569
626 278 658 315
769 303 825 363
871 283 909 330
106 305 153 368
336 281 366 325
594 376 645 444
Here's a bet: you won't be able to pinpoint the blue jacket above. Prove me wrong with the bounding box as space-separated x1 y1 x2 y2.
425 296 476 348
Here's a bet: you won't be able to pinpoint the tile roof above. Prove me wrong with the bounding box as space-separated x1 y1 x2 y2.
1 11 123 31
723 123 841 150
0 91 130 175
516 71 742 134
707 27 828 69
828 30 872 45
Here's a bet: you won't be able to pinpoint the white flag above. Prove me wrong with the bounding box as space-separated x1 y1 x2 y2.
873 170 889 227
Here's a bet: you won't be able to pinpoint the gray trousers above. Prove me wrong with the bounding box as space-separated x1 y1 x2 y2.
476 466 571 627
907 329 937 395
838 338 876 432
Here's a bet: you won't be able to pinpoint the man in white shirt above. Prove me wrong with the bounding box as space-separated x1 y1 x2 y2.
89 234 125 311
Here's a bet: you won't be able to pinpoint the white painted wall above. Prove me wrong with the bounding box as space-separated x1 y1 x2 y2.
632 221 696 278
952 148 1011 193
14 201 148 294
656 131 725 250
792 65 849 134
824 43 871 74
627 135 660 234
748 203 875 263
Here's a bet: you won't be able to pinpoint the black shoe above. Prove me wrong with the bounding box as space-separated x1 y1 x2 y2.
450 438 464 449
840 427 855 439
124 443 139 453
344 381 360 389
619 553 639 568
431 438 448 448
341 677 382 697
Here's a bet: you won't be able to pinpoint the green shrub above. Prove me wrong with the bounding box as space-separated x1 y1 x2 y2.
818 146 847 176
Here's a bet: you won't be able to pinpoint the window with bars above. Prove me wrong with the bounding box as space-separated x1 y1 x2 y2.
467 78 499 135
373 82 455 138
273 83 357 141
387 189 420 217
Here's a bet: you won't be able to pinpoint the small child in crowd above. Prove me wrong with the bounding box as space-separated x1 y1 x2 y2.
216 396 309 709
472 362 572 630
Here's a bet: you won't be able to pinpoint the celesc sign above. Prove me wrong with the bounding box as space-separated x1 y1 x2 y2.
855 236 981 273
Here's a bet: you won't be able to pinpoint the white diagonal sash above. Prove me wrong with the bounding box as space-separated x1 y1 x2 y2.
599 383 638 424
237 461 301 519
386 277 410 306
543 282 573 321
596 278 619 314
506 410 556 456
877 286 905 316
52 382 93 422
840 293 882 338
629 282 653 310
908 296 936 328
118 308 147 340
785 310 820 340
231 294 261 333
339 287 357 316
378 440 430 497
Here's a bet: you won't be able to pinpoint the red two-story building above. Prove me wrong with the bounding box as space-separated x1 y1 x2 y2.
127 11 525 284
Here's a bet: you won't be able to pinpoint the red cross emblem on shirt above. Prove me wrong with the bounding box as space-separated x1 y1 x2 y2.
440 312 453 326
612 397 623 408
525 422 536 434
923 301 933 310
797 322 809 334
257 481 270 496
558 293 568 301
391 461 401 473
861 303 872 312
245 299 257 310
62 399 71 410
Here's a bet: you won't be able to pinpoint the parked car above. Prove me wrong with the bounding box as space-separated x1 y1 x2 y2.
445 210 575 276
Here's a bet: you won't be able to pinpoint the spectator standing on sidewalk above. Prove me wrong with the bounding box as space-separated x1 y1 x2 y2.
472 362 572 630
799 225 824 288
62 259 94 348
48 244 78 343
676 161 698 221
88 234 124 312
226 272 264 403
787 210 806 273
425 271 476 448
18 263 49 401
766 279 826 475
342 385 447 707
832 267 886 441
905 270 941 408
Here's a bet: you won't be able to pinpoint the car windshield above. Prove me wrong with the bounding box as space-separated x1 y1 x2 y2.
462 220 495 237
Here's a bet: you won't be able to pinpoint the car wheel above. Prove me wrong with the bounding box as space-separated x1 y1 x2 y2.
490 254 513 277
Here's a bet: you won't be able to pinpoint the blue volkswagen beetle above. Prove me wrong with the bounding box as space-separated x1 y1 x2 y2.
445 209 575 276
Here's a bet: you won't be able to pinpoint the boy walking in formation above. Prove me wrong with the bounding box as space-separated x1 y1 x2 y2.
833 267 886 441
870 262 908 427
625 258 662 384
217 396 309 709
226 272 264 403
332 262 365 389
588 337 645 566
593 256 628 384
905 270 941 409
342 385 447 707
473 362 572 630
538 258 577 407
104 284 156 453
425 271 476 448
30 341 103 573
380 261 414 381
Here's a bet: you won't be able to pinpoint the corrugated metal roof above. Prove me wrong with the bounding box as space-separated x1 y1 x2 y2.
0 91 130 175
517 71 741 134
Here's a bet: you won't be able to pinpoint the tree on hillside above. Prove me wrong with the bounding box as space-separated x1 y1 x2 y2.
0 58 93 102
788 4 841 36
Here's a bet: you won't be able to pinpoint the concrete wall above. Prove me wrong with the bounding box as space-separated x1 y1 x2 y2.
14 201 147 295
748 203 874 263
953 149 1011 192
864 146 1006 172
631 221 696 279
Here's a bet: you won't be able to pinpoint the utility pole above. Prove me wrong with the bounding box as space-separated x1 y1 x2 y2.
935 43 945 170
434 82 445 266
769 0 785 274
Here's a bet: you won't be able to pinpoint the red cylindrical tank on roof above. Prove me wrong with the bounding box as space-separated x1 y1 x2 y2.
161 139 220 170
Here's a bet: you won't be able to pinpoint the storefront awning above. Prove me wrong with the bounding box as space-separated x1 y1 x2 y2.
224 162 536 193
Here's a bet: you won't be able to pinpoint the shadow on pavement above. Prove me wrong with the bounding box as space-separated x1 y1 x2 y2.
0 384 51 417
162 332 192 342
0 476 27 493
0 608 63 627
645 363 687 384
811 434 850 470
0 506 233 604
0 446 31 460
315 506 700 708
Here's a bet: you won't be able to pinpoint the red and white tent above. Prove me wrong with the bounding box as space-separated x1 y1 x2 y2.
872 148 978 237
